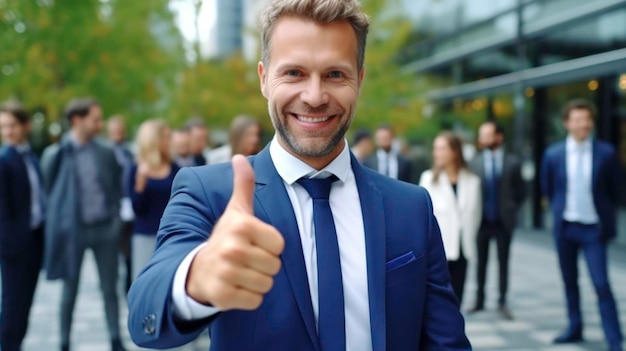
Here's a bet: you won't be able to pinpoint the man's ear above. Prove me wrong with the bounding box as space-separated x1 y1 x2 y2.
258 61 268 99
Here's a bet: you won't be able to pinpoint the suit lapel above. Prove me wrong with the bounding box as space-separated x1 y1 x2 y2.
457 170 468 211
352 155 387 351
8 147 32 200
558 143 567 189
251 148 320 351
591 140 600 188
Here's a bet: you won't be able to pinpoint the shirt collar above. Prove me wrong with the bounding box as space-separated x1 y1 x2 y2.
377 148 396 158
483 146 503 157
69 132 92 150
269 135 351 185
13 142 31 154
566 135 592 152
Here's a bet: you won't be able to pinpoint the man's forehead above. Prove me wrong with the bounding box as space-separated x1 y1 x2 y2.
266 17 358 66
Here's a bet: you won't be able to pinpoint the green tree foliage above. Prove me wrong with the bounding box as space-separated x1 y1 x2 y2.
356 0 440 141
0 0 185 126
166 53 270 130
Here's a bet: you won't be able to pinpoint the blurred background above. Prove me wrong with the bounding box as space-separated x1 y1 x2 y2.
2 0 625 241
2 1 626 349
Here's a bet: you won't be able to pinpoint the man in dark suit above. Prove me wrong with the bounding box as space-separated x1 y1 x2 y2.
0 102 45 351
364 125 413 183
467 121 526 320
41 98 126 351
541 99 623 351
186 117 209 166
127 0 470 350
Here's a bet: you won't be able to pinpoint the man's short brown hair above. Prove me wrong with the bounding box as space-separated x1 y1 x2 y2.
561 99 596 121
259 0 369 71
0 101 30 125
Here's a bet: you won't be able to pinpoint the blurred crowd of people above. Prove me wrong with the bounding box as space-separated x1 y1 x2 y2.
0 98 263 351
0 96 623 351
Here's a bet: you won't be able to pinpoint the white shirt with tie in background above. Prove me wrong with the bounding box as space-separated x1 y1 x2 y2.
563 135 599 224
172 138 373 351
482 147 503 178
376 149 399 180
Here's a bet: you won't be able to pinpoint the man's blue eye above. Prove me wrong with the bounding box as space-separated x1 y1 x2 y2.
329 71 343 78
287 70 301 76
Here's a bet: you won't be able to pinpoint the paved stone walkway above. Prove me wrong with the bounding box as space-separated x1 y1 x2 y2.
11 230 626 350
462 230 626 350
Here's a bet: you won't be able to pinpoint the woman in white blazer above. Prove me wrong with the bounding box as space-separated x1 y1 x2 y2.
419 131 482 304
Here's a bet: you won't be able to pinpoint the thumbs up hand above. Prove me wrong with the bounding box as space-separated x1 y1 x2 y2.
186 155 285 311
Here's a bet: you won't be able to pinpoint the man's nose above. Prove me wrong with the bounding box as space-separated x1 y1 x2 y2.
300 77 329 108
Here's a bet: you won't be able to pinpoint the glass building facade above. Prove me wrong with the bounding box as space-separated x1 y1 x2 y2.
400 0 626 242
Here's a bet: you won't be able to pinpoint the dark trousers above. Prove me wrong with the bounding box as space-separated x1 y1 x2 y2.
475 219 512 307
556 221 623 347
60 221 120 345
0 226 44 351
119 221 133 294
447 249 467 304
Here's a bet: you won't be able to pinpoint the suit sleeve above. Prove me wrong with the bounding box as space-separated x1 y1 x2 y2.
127 167 219 348
0 157 14 240
419 190 472 350
606 147 622 206
470 176 483 236
40 145 59 194
511 157 527 206
540 150 553 201
127 164 149 216
108 150 122 212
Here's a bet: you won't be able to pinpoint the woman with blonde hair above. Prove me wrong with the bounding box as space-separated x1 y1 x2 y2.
419 131 482 304
127 119 179 280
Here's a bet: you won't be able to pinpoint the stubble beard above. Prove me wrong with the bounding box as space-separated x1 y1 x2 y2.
269 103 353 158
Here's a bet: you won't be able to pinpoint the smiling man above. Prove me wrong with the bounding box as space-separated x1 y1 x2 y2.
127 0 470 350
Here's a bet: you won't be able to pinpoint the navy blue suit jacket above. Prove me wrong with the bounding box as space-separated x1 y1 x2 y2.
0 146 42 258
128 147 470 351
540 139 621 240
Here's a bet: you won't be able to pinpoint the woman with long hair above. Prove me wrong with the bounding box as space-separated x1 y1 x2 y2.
207 115 262 164
419 131 482 304
127 119 179 280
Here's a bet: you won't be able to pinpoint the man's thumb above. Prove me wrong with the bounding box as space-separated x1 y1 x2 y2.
229 154 255 213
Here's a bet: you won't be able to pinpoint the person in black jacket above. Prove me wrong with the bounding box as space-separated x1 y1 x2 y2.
0 102 45 351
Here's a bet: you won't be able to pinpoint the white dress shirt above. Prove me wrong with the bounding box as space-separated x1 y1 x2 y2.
376 149 399 179
172 138 372 351
563 135 599 224
15 143 44 229
482 147 503 178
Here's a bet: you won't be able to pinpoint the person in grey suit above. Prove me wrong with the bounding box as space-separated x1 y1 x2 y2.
41 98 126 351
364 125 413 182
467 121 526 320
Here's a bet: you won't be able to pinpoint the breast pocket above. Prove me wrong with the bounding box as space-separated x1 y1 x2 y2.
386 251 423 287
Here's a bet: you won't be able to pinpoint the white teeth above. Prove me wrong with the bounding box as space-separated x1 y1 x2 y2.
296 115 330 123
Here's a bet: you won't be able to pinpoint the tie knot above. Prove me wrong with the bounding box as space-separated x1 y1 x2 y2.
297 176 338 200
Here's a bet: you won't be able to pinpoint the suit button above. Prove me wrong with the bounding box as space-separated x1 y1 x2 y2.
143 314 156 335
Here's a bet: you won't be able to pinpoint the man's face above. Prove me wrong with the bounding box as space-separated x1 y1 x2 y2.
258 17 364 162
478 123 502 150
564 108 594 142
171 131 191 157
190 126 208 154
375 129 393 152
0 112 29 145
107 121 126 144
73 105 104 139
